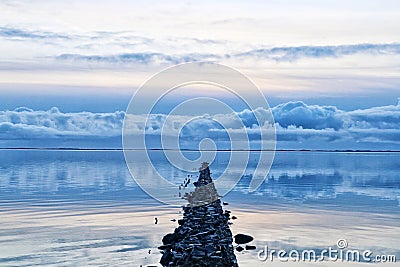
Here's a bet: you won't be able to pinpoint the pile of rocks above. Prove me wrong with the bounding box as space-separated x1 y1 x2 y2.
159 163 239 267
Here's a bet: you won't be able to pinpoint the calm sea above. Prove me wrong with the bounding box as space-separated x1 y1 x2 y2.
0 150 399 266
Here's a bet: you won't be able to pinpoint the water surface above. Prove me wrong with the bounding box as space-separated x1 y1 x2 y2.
0 150 399 266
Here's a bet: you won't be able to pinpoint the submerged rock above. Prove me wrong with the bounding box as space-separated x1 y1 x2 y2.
159 163 238 267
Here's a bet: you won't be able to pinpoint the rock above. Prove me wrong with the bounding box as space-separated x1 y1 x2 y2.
160 251 173 266
232 216 237 220
162 233 176 245
159 164 238 267
234 234 254 245
236 246 244 252
245 245 256 250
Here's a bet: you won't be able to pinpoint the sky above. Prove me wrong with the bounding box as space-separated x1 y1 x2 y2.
0 0 399 149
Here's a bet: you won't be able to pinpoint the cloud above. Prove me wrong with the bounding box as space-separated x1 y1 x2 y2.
272 101 343 130
236 43 400 62
0 107 124 140
272 100 400 131
1 101 399 149
56 52 221 65
0 26 70 40
2 25 399 68
272 101 400 145
346 105 400 129
0 26 225 64
53 43 400 65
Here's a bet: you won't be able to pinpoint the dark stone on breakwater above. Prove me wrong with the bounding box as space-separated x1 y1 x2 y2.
245 245 256 250
160 251 173 266
159 162 238 267
236 246 244 252
234 234 254 245
162 233 177 246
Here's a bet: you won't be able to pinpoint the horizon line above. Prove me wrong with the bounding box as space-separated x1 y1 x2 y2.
1 147 399 153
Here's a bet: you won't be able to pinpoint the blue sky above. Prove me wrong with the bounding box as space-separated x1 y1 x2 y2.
0 0 399 149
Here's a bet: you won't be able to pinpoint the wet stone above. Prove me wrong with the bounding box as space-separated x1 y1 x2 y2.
234 234 254 245
162 233 177 245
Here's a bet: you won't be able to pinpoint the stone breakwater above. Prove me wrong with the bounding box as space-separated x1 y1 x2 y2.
159 163 239 267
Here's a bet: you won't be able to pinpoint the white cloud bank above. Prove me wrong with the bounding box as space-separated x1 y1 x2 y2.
0 101 399 150
0 107 124 139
